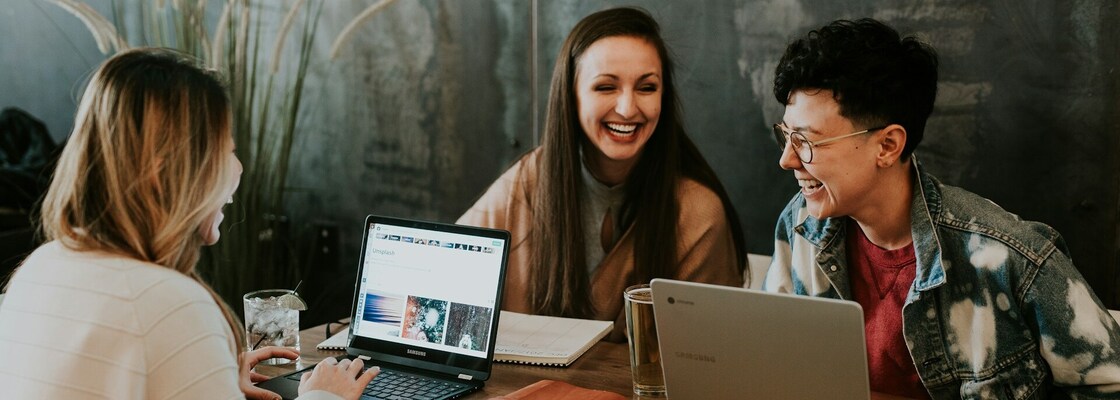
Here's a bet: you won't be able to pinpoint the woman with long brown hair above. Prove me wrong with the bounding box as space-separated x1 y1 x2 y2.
0 48 376 399
459 7 745 341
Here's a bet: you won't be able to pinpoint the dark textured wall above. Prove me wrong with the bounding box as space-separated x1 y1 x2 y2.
2 1 1117 318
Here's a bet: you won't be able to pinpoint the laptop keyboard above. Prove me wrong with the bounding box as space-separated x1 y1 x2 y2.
361 369 469 400
288 367 469 400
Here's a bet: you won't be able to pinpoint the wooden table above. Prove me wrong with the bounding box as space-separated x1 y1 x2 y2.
254 323 638 398
255 323 913 399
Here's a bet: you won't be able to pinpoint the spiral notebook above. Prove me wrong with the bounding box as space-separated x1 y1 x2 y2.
492 311 612 367
317 328 349 350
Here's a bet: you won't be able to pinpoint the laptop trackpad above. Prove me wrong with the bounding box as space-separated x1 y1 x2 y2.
256 371 304 400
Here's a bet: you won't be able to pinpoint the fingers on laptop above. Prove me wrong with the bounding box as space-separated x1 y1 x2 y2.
299 368 311 385
358 365 380 386
303 357 379 387
308 356 338 380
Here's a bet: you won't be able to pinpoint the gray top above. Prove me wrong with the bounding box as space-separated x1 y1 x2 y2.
579 158 626 274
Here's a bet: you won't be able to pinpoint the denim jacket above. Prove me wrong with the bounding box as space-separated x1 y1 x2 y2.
762 162 1120 399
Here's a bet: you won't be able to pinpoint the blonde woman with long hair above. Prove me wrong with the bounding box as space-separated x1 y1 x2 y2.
0 48 377 400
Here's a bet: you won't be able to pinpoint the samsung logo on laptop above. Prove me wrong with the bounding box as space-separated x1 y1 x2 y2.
407 349 426 357
675 351 716 363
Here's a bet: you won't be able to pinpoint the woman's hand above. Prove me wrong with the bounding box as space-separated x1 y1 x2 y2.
240 346 299 400
299 357 380 399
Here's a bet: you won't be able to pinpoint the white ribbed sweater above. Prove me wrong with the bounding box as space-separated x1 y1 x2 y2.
0 241 337 400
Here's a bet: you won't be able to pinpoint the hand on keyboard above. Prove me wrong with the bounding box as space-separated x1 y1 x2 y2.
360 369 470 400
299 356 381 400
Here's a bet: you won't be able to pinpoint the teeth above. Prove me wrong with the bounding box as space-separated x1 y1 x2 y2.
798 179 822 189
607 123 637 134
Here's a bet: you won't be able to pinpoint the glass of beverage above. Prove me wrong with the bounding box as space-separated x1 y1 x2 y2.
624 284 665 397
243 289 303 365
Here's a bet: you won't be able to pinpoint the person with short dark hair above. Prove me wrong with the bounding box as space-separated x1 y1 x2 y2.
763 18 1120 398
459 7 745 341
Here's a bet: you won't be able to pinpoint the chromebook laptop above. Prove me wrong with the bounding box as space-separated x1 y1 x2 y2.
259 215 510 400
650 279 870 400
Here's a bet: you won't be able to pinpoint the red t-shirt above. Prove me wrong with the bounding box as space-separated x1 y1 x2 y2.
846 219 930 399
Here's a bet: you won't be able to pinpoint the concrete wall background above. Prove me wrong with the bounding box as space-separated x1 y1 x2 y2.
3 1 1117 319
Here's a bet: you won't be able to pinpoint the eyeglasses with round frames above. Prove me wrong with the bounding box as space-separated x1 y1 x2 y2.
772 123 887 164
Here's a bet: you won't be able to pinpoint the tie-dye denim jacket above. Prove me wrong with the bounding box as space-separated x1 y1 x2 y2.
763 163 1120 399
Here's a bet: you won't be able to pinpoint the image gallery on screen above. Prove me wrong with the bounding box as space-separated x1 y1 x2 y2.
360 292 493 352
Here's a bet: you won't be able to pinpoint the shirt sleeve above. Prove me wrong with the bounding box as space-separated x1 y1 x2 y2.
672 179 743 288
140 277 244 400
1023 247 1120 396
141 278 348 400
457 155 533 230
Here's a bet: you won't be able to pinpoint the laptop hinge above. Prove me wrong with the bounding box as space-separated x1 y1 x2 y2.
457 374 473 381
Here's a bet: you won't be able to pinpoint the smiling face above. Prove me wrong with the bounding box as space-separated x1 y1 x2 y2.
575 35 662 183
778 89 882 219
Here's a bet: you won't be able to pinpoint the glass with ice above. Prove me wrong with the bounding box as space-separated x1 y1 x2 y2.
243 289 305 365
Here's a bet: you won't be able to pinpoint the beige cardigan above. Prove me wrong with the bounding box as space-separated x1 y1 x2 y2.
458 150 743 341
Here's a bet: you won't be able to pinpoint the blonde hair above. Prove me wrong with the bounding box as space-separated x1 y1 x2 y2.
39 47 244 353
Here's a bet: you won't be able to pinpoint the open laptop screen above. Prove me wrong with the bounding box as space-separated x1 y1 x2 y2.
348 215 509 377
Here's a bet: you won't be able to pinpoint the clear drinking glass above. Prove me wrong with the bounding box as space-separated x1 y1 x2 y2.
243 289 301 365
624 284 666 397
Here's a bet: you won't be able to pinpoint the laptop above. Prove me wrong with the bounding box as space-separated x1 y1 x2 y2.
259 215 510 400
650 279 870 400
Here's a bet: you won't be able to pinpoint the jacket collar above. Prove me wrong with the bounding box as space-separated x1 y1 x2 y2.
795 157 947 292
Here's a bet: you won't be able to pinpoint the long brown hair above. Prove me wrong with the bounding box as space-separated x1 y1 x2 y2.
38 48 245 353
529 7 746 318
